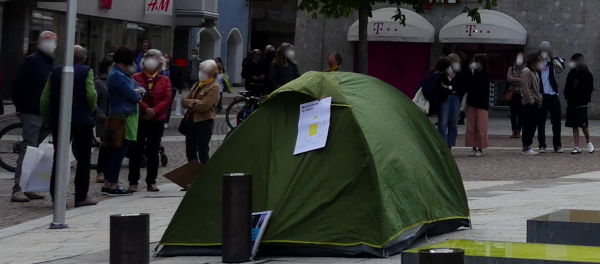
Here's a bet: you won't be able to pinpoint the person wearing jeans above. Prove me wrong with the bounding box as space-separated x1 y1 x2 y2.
437 53 465 148
128 49 172 192
521 53 544 155
10 31 57 202
41 45 98 207
183 60 220 164
536 41 564 153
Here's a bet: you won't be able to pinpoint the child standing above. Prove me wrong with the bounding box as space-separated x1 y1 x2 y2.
564 53 594 154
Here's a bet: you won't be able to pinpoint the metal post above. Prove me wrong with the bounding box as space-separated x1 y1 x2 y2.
222 173 252 263
110 213 150 264
419 248 464 264
50 0 77 229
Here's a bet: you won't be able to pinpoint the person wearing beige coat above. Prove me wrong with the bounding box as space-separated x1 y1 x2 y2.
183 60 220 164
520 53 544 155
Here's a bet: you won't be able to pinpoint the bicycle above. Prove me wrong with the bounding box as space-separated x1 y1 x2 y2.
225 91 265 130
0 120 23 172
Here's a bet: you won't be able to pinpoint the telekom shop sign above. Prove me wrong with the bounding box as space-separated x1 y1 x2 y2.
145 0 173 15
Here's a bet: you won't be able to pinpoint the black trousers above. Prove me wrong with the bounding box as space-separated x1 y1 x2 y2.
510 93 523 132
185 119 214 164
96 146 109 174
537 94 562 149
128 120 165 185
50 125 93 203
165 88 177 124
522 104 540 150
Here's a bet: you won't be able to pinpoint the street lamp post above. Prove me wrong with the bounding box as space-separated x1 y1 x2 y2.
50 0 77 229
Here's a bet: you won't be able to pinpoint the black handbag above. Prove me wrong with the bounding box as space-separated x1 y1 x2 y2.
178 112 191 135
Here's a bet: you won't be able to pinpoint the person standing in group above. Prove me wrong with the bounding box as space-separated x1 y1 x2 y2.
183 60 220 164
41 45 98 207
189 49 201 88
564 53 594 154
437 53 465 148
326 53 342 72
242 49 267 94
129 49 172 193
537 41 564 153
263 45 276 66
135 40 150 72
465 54 490 157
94 58 113 183
163 54 184 128
521 53 544 155
268 43 300 93
10 31 57 202
507 52 526 138
103 47 143 196
214 57 229 113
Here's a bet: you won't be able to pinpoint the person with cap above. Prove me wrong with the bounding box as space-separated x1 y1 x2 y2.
10 31 58 202
537 41 564 153
564 53 594 154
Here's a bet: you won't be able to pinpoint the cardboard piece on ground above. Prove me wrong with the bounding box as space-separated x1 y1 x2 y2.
164 160 203 189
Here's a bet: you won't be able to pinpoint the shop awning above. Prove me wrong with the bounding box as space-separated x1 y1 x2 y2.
347 8 435 43
439 10 527 45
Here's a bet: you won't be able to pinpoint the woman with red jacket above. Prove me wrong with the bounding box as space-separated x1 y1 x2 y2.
128 49 172 192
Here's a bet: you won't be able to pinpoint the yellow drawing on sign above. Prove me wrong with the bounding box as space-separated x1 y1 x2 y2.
309 124 318 136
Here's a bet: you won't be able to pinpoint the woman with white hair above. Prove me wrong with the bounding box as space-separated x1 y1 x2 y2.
129 49 172 192
182 60 220 164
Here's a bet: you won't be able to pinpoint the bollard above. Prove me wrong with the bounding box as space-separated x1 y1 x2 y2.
110 213 150 264
419 248 464 264
222 173 252 263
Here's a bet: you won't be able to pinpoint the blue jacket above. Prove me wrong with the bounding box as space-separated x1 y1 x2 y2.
107 65 141 115
11 52 54 114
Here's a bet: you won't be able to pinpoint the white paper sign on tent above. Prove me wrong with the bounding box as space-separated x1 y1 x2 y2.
293 97 332 155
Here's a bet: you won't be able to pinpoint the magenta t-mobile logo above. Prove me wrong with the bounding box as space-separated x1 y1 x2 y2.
373 22 384 34
466 24 477 36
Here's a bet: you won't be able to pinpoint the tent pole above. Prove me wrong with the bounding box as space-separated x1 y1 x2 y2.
50 0 77 229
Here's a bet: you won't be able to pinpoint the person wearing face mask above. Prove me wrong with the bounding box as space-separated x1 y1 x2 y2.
564 53 594 154
268 43 300 93
128 49 172 192
464 55 490 157
9 31 58 202
182 60 220 164
507 52 526 138
520 53 544 155
537 41 564 153
189 49 201 89
437 53 466 148
326 53 342 72
103 47 142 196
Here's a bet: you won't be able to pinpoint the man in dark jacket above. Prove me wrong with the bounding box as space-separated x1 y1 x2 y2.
564 53 594 154
241 49 267 94
41 45 98 207
10 31 57 202
537 41 565 153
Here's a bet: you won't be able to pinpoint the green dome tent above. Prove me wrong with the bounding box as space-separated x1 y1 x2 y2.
158 72 470 257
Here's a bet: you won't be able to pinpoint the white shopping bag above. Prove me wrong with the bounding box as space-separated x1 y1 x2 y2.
412 88 430 114
19 143 54 193
175 93 183 116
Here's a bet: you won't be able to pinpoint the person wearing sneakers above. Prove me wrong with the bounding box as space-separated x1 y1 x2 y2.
537 41 565 153
464 54 490 157
128 49 172 193
521 53 544 155
564 53 594 154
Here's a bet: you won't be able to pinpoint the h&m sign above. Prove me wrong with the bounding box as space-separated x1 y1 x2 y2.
145 0 173 15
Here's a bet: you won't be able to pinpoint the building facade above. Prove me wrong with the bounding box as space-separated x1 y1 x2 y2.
190 0 250 85
0 0 217 97
295 0 600 117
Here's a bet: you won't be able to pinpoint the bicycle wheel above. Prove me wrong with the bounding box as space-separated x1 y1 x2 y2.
225 97 250 129
0 123 23 172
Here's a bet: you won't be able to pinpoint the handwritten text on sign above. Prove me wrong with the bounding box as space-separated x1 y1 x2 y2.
145 0 173 15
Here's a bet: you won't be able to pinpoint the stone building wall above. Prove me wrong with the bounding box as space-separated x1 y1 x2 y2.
295 0 600 117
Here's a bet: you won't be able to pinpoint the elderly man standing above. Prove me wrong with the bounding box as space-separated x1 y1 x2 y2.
10 31 57 202
41 45 98 207
537 41 564 153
